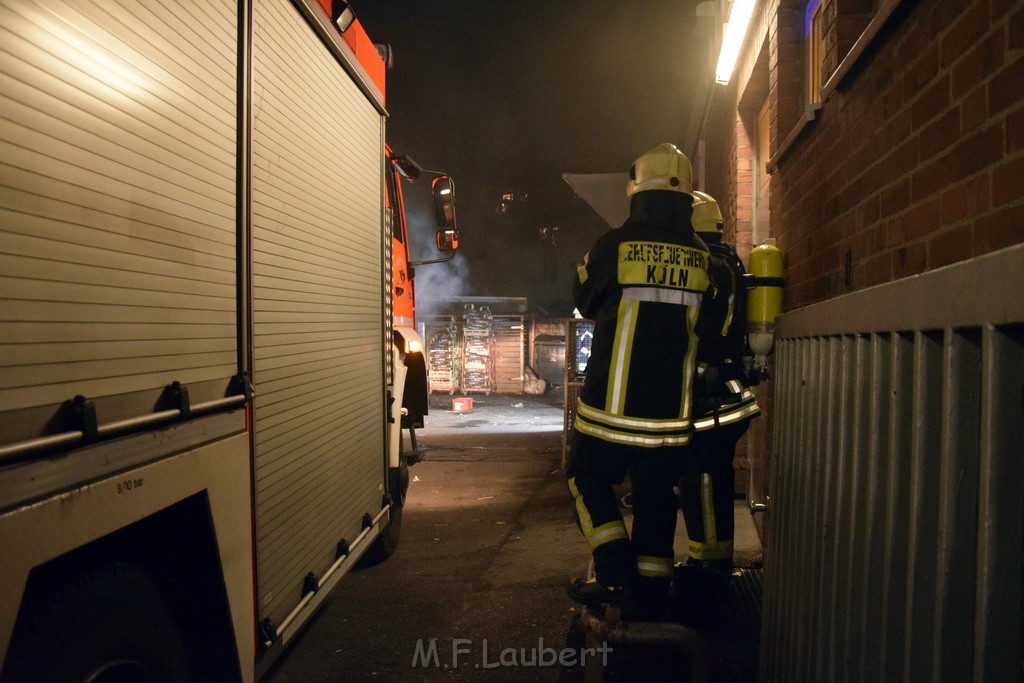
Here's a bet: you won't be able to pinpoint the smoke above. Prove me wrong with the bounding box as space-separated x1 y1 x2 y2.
400 180 472 318
362 0 703 316
411 257 472 318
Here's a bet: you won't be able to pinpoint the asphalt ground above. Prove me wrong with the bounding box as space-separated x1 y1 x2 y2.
264 392 762 682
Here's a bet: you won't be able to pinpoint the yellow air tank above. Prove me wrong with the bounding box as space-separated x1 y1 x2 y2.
746 239 784 363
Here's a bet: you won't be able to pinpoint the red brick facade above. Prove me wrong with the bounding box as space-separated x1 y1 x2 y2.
700 0 1023 505
703 0 1024 312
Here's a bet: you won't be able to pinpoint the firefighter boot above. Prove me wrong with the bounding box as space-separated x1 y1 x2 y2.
567 577 631 607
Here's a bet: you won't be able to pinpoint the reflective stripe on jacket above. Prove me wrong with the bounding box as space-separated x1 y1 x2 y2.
574 193 710 448
693 234 760 432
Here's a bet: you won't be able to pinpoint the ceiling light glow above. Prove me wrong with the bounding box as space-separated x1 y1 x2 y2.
715 0 756 85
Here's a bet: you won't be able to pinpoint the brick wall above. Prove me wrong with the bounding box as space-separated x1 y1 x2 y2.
774 5 806 142
704 0 1024 312
699 0 1024 527
823 0 874 76
772 0 1024 310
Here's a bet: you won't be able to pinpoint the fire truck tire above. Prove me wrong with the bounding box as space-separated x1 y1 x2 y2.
362 462 409 565
2 562 190 683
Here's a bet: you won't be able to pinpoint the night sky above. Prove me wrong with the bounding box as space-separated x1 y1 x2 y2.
357 1 705 316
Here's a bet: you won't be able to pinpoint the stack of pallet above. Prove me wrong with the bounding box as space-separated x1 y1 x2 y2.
428 323 460 394
461 306 494 394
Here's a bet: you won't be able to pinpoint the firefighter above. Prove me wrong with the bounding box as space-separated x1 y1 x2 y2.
566 143 710 621
677 191 760 584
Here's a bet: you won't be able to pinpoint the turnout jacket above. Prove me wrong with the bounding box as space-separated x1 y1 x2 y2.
693 234 760 431
573 191 711 447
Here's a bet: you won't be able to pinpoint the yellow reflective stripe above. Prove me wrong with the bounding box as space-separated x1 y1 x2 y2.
567 477 594 538
569 478 628 550
575 417 692 447
687 538 733 561
720 269 736 335
726 400 762 422
725 379 743 393
621 287 703 306
577 252 590 284
607 299 638 414
577 400 691 431
701 473 716 546
694 398 761 431
637 555 674 577
720 297 734 336
587 521 629 551
679 306 700 419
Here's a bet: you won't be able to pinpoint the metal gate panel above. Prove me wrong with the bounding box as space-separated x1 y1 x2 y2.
764 244 1024 681
0 0 237 417
250 0 384 627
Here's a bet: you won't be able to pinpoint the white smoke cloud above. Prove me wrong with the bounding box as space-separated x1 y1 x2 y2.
411 257 471 318
400 178 472 317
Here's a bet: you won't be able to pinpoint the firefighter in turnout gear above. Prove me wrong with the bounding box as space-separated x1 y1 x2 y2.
566 143 711 621
677 191 760 583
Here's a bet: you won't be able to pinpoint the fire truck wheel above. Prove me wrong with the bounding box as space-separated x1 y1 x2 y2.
2 562 190 683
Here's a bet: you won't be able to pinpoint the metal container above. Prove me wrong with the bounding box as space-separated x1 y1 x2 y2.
533 335 566 385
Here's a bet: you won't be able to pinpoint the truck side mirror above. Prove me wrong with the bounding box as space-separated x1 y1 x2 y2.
436 229 460 253
431 176 457 230
391 153 422 180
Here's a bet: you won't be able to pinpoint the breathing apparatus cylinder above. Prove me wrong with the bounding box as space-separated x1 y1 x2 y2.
746 239 784 371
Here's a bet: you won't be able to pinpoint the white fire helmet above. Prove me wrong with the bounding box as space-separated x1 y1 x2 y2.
626 143 693 197
691 190 724 234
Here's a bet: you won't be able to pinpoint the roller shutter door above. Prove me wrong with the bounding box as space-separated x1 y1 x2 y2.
0 0 238 424
251 0 385 626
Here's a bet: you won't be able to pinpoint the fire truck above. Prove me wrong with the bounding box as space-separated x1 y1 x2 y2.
0 0 457 680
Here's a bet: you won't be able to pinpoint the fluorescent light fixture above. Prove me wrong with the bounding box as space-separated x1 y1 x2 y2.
715 0 756 84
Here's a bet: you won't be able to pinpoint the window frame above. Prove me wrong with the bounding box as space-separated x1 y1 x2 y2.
805 0 825 106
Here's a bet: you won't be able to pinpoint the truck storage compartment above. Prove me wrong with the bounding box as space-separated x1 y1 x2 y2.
249 0 386 630
0 0 239 454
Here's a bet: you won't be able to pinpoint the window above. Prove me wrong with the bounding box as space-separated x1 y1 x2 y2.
385 165 405 244
806 0 824 105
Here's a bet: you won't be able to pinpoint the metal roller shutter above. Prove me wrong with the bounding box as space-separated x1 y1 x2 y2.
0 0 238 416
250 0 385 626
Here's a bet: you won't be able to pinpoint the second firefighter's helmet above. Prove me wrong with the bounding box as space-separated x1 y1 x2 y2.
626 143 693 197
691 190 724 234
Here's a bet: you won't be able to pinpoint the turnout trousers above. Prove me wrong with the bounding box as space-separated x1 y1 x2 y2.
566 430 686 619
677 419 751 570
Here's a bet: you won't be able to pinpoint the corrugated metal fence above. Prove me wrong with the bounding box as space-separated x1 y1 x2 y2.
764 244 1023 681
